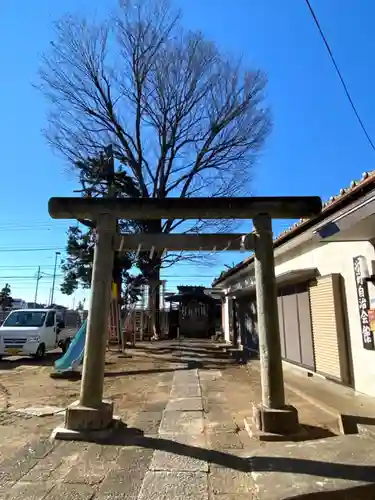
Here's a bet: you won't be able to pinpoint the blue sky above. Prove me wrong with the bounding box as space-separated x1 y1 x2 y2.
1 0 374 306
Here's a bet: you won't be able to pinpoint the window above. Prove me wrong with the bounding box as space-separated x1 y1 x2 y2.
3 311 47 328
45 311 55 328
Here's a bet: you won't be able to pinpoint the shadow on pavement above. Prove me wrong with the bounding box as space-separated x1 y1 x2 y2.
131 343 229 358
128 342 242 370
93 423 375 485
50 364 224 381
256 424 337 443
104 366 199 378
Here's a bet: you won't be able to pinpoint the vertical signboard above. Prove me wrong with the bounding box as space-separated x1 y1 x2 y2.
353 256 375 350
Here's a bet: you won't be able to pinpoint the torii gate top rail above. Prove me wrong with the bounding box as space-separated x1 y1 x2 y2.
48 196 322 220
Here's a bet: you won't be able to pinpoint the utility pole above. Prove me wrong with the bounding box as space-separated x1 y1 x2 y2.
34 267 42 307
50 251 61 306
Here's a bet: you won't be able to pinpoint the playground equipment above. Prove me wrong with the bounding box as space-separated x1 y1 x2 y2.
107 282 122 348
53 280 170 373
53 307 124 374
121 281 169 344
54 283 123 374
122 308 169 344
54 320 87 372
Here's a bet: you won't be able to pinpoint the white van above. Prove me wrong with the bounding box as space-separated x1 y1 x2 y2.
0 309 74 360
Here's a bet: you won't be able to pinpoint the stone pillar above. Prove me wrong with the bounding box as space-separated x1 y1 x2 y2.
64 213 116 433
232 299 239 348
252 213 299 434
223 296 230 342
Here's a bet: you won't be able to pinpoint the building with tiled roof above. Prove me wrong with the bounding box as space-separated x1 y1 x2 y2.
213 170 375 399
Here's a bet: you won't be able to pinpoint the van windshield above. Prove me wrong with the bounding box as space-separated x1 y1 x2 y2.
3 311 47 328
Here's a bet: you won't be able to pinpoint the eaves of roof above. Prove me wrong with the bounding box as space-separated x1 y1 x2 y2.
212 170 375 287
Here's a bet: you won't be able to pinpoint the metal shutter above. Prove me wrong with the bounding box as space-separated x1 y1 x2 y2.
309 274 349 382
277 296 286 359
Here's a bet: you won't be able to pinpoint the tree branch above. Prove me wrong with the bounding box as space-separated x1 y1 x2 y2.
38 0 271 277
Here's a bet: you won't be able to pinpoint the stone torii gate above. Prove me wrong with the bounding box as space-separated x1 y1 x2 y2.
48 196 322 440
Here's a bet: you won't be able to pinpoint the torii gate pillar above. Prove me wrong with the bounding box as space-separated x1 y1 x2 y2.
53 213 117 439
252 214 299 435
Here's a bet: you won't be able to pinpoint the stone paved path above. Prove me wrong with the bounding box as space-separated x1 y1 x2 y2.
0 340 259 499
1 339 374 499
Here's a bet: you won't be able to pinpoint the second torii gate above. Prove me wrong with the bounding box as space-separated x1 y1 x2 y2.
48 196 322 440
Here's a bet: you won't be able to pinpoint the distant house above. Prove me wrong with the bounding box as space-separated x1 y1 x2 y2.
26 302 44 309
49 304 81 328
11 298 27 310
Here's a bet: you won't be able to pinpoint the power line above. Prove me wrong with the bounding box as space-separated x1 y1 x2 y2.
304 0 375 153
0 247 65 253
0 265 57 269
0 227 64 233
0 225 69 232
0 276 63 280
0 221 67 227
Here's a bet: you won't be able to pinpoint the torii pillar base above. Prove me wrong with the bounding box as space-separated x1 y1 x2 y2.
253 403 299 433
244 403 300 441
50 400 120 442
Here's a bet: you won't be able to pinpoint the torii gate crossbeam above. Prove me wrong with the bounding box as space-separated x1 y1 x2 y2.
116 233 255 252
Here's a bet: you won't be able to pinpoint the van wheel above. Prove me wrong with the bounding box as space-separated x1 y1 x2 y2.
61 339 71 354
33 343 46 360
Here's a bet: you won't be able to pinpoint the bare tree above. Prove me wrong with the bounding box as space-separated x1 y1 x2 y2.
38 0 271 334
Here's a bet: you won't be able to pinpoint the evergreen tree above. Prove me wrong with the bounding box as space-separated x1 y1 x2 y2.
0 283 13 311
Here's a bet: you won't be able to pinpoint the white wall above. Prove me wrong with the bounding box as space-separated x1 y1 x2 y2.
275 241 375 397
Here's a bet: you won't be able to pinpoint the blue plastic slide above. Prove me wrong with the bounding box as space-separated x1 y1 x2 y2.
54 320 87 373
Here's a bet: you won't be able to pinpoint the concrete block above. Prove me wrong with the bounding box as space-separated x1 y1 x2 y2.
158 432 208 447
64 399 114 431
3 480 55 500
131 411 163 435
207 431 244 450
159 411 204 435
199 370 222 381
170 384 201 399
138 471 208 500
43 483 95 500
173 368 198 380
150 450 209 472
166 398 203 412
209 468 255 494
